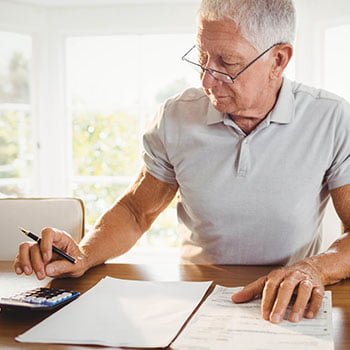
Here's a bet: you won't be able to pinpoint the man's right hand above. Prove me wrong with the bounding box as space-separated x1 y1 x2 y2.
14 227 88 280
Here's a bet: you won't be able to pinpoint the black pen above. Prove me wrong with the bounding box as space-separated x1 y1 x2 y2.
19 227 77 264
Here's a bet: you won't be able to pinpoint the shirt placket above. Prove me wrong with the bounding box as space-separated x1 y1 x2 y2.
224 116 271 178
237 137 249 178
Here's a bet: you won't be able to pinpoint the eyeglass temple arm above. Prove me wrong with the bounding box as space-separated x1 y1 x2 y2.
230 42 284 81
181 46 232 76
181 45 196 61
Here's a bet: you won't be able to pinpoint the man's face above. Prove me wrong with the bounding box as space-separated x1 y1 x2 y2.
197 18 274 117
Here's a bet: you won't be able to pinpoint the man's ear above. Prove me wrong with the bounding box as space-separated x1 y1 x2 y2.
270 44 293 80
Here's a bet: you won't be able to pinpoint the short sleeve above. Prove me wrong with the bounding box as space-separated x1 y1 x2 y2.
325 99 350 190
142 102 178 185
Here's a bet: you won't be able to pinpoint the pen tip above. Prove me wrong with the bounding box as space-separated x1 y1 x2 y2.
18 226 28 234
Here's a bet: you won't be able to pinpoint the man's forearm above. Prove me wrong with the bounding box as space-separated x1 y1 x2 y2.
78 203 143 270
307 232 350 285
75 168 178 273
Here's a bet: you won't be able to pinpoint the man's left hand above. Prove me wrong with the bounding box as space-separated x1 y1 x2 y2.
231 260 325 323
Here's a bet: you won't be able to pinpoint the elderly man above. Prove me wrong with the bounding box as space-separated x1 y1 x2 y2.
15 0 350 324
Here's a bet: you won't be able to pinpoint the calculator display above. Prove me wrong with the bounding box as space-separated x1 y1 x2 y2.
0 287 80 311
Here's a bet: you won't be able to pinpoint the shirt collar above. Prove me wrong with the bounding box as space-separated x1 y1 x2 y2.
268 78 295 124
206 99 224 125
206 78 295 126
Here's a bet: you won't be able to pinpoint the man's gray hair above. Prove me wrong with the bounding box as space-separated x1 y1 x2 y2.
198 0 296 52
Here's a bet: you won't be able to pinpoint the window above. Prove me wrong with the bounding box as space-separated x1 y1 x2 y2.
0 31 33 197
66 34 199 260
324 25 350 100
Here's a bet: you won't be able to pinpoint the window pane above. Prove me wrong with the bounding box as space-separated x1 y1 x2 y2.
324 25 350 100
67 34 196 257
72 181 127 227
140 34 200 121
67 36 139 110
0 32 33 197
72 110 140 177
0 32 31 104
67 36 142 181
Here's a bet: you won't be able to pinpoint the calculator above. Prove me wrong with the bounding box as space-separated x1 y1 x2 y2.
0 287 80 311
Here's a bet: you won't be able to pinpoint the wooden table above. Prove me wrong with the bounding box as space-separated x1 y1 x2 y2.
1 261 350 349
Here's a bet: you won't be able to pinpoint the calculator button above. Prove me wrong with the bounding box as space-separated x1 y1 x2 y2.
34 297 46 304
22 296 32 302
60 292 72 299
0 287 80 310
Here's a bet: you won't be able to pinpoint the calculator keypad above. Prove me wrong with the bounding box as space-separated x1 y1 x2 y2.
0 287 80 310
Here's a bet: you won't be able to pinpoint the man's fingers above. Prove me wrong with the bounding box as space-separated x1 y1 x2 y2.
45 260 74 277
231 276 266 303
232 263 325 324
17 242 34 275
260 269 285 320
45 257 86 278
13 259 23 275
40 227 57 262
289 279 313 322
14 227 85 280
269 276 300 323
305 287 324 319
29 244 46 280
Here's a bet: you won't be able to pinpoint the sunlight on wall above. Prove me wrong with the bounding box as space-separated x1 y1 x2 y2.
324 25 350 100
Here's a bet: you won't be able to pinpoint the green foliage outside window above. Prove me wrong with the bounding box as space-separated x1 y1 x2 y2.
0 52 29 104
72 182 128 226
0 109 33 197
0 110 32 177
72 110 180 247
0 49 33 197
72 111 140 177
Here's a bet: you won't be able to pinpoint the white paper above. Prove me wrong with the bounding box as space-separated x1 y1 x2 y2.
16 277 211 348
172 286 334 350
0 272 50 297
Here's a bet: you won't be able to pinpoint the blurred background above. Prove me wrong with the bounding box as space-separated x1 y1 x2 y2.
0 0 349 263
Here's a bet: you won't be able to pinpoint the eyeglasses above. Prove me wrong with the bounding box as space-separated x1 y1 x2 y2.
181 43 281 84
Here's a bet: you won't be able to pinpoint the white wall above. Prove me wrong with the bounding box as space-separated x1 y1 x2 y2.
294 0 350 86
293 0 350 249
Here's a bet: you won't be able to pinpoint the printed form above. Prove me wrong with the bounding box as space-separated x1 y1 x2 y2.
172 286 334 350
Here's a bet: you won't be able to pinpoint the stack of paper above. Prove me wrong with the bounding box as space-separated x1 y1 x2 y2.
16 277 212 348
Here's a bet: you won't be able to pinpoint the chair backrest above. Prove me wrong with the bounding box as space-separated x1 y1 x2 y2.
0 198 85 261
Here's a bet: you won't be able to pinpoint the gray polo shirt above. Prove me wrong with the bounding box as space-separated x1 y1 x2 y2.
143 78 350 265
